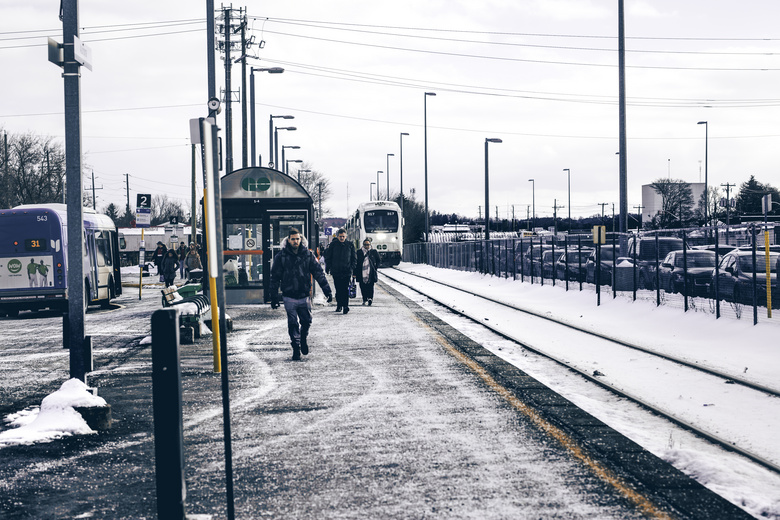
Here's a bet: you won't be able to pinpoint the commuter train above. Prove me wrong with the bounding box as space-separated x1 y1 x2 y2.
0 204 122 316
345 201 403 266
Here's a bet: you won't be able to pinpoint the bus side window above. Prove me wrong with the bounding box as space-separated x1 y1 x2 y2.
95 231 109 267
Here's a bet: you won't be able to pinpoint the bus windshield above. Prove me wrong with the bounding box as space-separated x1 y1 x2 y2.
364 210 398 233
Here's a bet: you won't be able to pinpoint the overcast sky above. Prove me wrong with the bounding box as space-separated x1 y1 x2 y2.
3 1 780 221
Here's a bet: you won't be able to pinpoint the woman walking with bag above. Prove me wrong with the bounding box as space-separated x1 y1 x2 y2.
354 238 381 306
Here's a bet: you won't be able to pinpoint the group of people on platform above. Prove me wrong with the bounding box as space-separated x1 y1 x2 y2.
151 240 202 288
269 227 381 361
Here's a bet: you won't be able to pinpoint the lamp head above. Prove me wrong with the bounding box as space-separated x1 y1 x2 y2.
486 138 502 143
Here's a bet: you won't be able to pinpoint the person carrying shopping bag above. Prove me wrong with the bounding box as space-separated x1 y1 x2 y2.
354 238 381 305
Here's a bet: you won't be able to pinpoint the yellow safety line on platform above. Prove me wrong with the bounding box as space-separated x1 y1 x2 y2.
423 323 674 520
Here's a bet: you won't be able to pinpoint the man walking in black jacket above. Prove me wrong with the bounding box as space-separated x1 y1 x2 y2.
270 228 333 360
324 228 356 314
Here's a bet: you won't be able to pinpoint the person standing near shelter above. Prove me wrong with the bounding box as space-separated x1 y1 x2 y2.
184 242 202 279
324 228 356 314
152 241 167 282
354 238 381 306
161 250 179 288
269 228 333 361
177 242 187 280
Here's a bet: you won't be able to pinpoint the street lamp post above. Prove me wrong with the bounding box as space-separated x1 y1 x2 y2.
274 126 296 171
376 171 382 201
484 138 502 240
370 182 376 201
286 159 302 177
249 66 284 167
268 115 293 168
386 153 394 201
281 145 300 175
424 92 436 241
400 132 409 214
698 121 709 228
528 179 535 231
563 168 571 232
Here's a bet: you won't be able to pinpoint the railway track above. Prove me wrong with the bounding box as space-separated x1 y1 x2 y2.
383 266 780 476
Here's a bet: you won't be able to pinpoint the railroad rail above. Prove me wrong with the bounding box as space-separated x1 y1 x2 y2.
383 267 780 476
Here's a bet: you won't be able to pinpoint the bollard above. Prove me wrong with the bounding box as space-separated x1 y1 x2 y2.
151 308 187 520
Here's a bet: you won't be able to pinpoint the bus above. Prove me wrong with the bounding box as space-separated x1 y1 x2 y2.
345 201 403 266
0 204 122 316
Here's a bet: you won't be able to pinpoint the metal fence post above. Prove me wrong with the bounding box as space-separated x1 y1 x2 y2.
752 224 758 325
714 226 721 319
655 232 660 307
152 308 187 520
682 230 689 312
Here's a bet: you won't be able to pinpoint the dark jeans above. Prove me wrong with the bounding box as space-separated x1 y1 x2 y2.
283 296 312 346
332 274 351 308
359 280 375 302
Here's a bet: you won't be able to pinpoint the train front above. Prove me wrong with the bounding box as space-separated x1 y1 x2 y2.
363 205 402 266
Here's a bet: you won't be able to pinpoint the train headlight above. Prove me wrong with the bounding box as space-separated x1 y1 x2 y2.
376 233 387 240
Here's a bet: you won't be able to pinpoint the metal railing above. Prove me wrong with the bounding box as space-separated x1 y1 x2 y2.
402 224 779 325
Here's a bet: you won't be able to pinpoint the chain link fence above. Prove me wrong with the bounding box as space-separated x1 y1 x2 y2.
402 224 780 325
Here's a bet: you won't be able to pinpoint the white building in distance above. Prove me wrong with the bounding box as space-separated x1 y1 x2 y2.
641 182 705 226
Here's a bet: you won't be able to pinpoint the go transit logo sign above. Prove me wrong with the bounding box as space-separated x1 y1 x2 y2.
241 176 271 192
6 259 22 274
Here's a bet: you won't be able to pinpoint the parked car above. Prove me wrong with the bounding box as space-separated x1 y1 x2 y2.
626 236 687 290
585 246 617 285
657 250 717 296
710 249 779 308
694 244 738 255
555 248 594 282
515 243 552 275
538 249 565 279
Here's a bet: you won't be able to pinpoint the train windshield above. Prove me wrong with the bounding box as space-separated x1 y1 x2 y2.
364 210 398 233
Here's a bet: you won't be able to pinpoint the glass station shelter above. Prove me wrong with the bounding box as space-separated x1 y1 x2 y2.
221 167 315 304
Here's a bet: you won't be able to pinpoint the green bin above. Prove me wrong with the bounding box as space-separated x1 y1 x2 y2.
176 283 202 299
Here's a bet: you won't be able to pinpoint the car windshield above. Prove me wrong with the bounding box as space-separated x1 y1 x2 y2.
738 253 779 273
568 251 591 262
685 252 716 268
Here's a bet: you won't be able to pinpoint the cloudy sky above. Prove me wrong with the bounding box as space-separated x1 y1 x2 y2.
3 1 780 222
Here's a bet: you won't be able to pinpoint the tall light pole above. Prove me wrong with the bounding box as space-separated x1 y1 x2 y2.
376 171 382 201
400 132 409 214
698 121 709 227
424 92 436 241
274 126 296 171
563 168 571 232
250 66 283 167
281 145 300 175
484 138 502 240
268 114 293 168
370 182 376 201
386 153 394 201
286 159 302 177
528 179 535 230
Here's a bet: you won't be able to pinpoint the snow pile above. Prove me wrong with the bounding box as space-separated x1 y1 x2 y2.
0 378 106 447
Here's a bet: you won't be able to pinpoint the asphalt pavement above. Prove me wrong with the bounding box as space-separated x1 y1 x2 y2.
0 277 752 519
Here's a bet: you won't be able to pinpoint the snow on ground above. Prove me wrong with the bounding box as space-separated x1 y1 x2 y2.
0 379 106 447
384 263 780 520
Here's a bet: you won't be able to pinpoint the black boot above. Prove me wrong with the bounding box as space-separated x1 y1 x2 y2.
292 343 301 361
300 326 310 355
336 305 342 312
343 306 349 314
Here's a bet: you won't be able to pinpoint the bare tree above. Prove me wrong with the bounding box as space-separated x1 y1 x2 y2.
296 162 332 217
150 194 186 225
0 130 66 208
649 178 695 229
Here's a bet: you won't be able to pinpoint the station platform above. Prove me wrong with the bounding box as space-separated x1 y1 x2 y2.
0 276 752 519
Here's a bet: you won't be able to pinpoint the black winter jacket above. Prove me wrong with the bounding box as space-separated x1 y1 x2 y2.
269 236 332 300
354 247 381 283
324 239 356 277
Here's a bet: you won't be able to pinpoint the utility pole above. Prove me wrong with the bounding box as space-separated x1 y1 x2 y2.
240 12 248 169
617 0 628 233
124 173 130 216
216 6 242 174
722 182 736 227
598 202 608 227
633 204 644 229
553 200 564 235
86 170 102 210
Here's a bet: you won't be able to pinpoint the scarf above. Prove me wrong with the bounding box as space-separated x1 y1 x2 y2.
362 246 371 283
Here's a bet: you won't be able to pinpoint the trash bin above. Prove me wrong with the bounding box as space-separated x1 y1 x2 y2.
177 283 202 299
